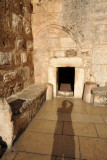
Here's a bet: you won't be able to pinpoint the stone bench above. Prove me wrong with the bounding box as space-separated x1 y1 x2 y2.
0 84 47 149
91 86 107 106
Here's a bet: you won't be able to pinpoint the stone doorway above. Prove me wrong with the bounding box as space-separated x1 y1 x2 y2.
58 67 75 97
48 57 84 98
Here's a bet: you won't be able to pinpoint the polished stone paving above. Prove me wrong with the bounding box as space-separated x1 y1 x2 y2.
2 98 107 160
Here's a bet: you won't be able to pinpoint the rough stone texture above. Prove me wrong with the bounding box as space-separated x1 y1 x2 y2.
0 84 47 149
0 0 34 98
46 83 53 100
91 86 107 106
83 82 97 103
32 0 107 97
0 98 13 148
1 98 107 160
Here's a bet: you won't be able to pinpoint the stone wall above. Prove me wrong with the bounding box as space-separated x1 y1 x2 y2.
32 0 107 93
0 0 34 98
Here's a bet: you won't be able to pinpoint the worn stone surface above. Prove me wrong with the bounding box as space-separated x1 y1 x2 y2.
0 84 46 155
0 0 34 98
80 137 107 160
0 98 13 147
14 152 55 160
2 98 107 160
66 49 77 57
6 84 47 142
32 0 107 97
0 52 12 65
83 82 97 103
91 86 107 106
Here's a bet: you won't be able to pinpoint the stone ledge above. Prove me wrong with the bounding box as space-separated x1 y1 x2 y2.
0 84 47 150
91 86 107 106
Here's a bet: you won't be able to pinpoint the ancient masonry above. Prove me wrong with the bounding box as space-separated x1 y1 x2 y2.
0 0 34 98
0 0 107 156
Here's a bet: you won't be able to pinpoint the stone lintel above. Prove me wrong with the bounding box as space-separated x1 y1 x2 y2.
50 57 82 67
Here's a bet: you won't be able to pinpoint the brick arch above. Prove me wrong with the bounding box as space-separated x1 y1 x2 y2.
33 20 84 48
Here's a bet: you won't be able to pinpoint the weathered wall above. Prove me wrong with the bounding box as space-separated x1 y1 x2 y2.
32 0 107 88
0 0 34 97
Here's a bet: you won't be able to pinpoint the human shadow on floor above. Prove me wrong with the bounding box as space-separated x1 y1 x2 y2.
51 100 75 160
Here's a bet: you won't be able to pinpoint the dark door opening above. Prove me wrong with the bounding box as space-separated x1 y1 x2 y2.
58 67 75 93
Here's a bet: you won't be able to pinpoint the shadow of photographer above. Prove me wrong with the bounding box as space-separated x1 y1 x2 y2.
51 100 75 160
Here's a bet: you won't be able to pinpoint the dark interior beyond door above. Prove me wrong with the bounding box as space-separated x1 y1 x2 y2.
58 67 75 92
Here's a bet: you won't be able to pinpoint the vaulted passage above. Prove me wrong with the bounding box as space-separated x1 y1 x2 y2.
58 67 75 94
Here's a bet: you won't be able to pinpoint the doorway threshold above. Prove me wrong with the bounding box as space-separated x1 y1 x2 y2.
57 91 74 97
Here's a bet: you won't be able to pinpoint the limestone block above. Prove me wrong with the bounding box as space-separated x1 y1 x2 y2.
64 0 79 10
48 67 57 97
74 68 84 98
92 65 107 86
32 3 38 14
82 30 94 41
83 82 97 103
17 66 30 81
23 66 31 80
23 18 31 35
0 98 13 148
84 68 91 81
81 49 92 56
63 11 81 22
15 36 24 50
34 38 48 50
81 9 94 21
14 54 21 66
46 2 63 13
95 2 107 17
12 13 23 33
60 38 76 48
92 45 107 65
54 51 65 58
3 71 17 83
48 28 59 34
66 49 77 57
47 38 60 48
46 83 53 100
91 86 107 106
26 40 33 51
95 16 107 25
50 57 82 67
21 53 27 64
81 20 94 31
94 25 107 44
94 95 106 106
79 0 94 9
0 52 12 65
83 58 92 69
23 7 31 21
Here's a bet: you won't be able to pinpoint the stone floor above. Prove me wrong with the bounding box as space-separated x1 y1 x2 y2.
2 98 107 160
